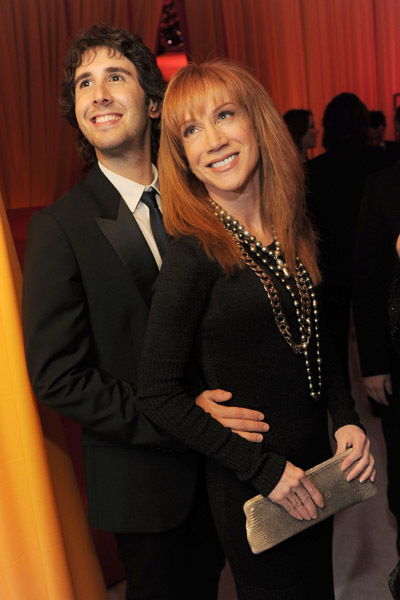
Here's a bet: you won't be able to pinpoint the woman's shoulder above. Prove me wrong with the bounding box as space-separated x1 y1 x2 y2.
162 235 221 280
168 235 215 264
169 234 204 251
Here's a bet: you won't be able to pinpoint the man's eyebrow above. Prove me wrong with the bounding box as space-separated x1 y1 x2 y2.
74 66 133 87
74 71 91 87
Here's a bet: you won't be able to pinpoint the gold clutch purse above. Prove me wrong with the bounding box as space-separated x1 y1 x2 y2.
243 449 377 554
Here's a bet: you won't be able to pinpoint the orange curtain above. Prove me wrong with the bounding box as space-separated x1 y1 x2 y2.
181 0 226 60
2 0 400 202
0 0 163 210
220 0 308 107
182 0 400 151
374 0 400 136
216 0 380 154
0 192 108 599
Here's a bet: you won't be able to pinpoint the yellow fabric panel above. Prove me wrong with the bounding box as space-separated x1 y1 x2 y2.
0 194 107 600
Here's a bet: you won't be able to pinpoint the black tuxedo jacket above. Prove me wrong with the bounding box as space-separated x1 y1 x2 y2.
22 165 199 533
353 162 400 377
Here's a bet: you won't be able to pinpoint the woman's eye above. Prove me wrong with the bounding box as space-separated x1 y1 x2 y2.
219 110 234 121
183 125 197 138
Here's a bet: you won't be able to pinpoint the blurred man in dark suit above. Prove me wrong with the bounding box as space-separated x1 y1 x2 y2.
353 163 400 555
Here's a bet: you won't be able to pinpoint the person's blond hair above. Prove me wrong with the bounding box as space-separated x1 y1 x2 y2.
159 58 320 281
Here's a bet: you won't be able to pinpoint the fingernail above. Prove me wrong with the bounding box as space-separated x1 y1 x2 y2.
256 434 263 442
258 413 265 420
262 423 269 431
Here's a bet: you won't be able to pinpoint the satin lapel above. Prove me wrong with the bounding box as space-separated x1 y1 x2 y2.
95 197 159 307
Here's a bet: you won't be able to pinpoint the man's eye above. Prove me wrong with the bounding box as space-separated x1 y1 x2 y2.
110 75 123 82
79 80 91 89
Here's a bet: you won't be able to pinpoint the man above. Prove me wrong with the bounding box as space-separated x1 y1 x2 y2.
307 93 389 387
366 110 400 165
22 25 268 599
353 162 400 555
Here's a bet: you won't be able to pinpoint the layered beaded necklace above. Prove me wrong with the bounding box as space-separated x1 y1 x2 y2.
209 198 322 400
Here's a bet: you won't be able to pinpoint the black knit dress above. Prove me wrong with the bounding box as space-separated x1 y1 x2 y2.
138 236 363 600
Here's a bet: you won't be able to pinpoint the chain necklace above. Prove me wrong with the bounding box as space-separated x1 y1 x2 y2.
209 198 322 400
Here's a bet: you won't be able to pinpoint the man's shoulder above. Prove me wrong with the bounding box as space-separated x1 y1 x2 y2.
365 161 400 190
43 164 119 221
307 151 329 171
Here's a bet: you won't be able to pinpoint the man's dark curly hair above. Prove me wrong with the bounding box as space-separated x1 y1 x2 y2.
322 92 369 151
369 109 386 129
60 24 166 164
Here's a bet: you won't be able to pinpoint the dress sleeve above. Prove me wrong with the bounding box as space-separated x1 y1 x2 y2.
317 292 364 433
137 238 286 497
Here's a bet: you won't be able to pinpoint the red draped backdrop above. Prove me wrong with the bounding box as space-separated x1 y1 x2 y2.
2 0 400 209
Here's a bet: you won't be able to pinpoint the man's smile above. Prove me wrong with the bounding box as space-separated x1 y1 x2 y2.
91 114 122 124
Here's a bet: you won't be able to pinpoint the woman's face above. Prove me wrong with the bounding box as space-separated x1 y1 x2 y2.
180 92 260 203
301 114 319 150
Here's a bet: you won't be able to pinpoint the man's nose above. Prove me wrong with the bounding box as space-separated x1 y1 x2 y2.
93 82 111 105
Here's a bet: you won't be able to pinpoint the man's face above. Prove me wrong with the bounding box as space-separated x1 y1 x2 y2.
366 125 385 147
74 47 160 161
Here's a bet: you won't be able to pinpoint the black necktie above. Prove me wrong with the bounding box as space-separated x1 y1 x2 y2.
140 188 169 258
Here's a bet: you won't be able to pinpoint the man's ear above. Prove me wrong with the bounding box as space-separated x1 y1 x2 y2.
149 99 161 119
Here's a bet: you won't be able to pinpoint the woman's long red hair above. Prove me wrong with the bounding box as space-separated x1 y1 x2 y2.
159 58 320 282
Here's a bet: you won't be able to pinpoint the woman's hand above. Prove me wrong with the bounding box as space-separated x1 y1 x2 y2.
267 461 324 520
334 425 376 483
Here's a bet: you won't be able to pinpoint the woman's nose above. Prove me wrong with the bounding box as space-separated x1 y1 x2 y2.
205 124 228 151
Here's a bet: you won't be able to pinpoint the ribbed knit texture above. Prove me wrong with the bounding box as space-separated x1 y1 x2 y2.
137 235 362 596
137 236 362 497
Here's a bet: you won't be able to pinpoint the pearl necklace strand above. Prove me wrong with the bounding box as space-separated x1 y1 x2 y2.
209 198 322 400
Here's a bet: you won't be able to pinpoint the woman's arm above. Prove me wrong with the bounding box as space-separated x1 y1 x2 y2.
317 302 375 481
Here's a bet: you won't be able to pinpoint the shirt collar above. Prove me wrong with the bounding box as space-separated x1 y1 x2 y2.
98 161 160 213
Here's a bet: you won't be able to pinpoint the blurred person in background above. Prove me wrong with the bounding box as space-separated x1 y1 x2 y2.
283 108 319 161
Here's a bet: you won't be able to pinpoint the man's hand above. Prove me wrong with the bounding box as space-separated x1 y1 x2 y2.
362 373 392 406
267 461 324 520
195 389 269 442
334 424 376 483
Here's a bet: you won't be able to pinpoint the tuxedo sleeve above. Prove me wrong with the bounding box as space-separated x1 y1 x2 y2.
353 175 392 376
22 210 141 443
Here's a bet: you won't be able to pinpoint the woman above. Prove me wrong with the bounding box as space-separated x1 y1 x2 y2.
137 59 374 599
283 108 319 160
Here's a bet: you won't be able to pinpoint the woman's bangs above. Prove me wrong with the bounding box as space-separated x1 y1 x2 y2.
166 71 241 134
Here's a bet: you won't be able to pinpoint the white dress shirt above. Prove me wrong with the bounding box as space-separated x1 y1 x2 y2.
98 161 163 269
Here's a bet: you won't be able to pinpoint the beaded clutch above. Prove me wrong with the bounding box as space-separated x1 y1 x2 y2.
243 449 377 554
